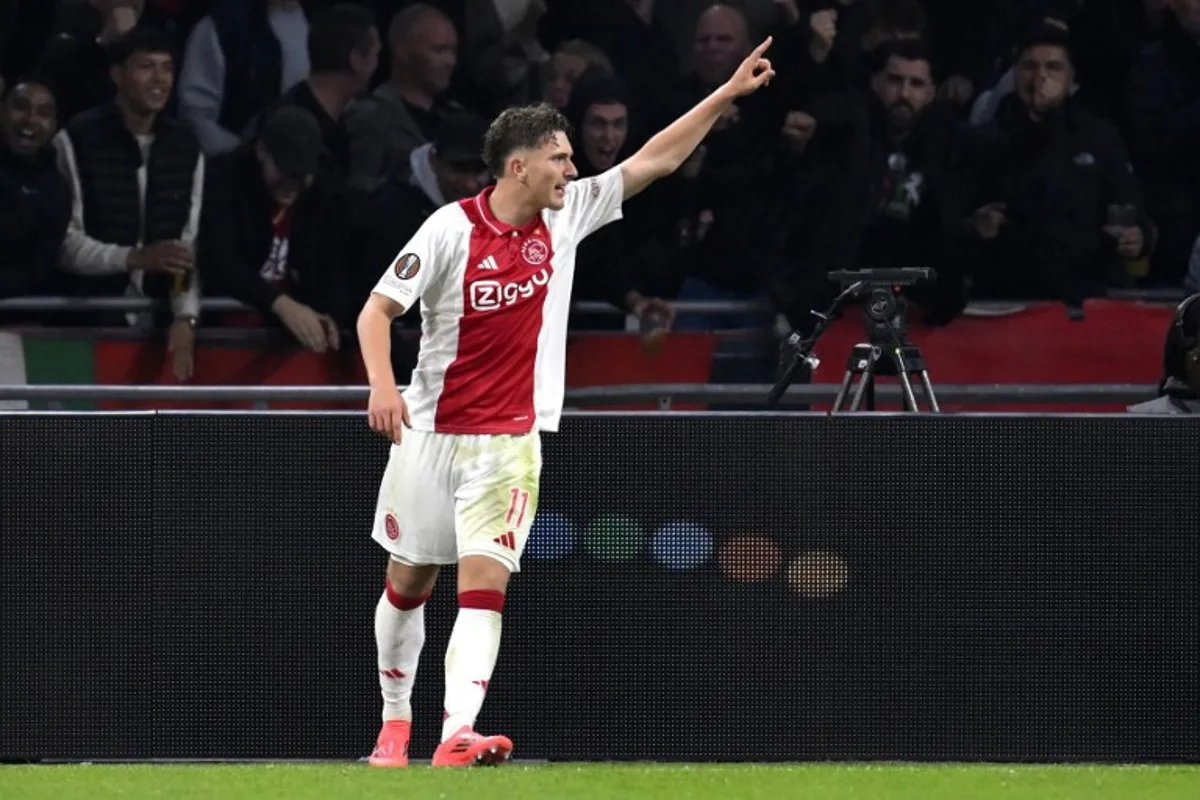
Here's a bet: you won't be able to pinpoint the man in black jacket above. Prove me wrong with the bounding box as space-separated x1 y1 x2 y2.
200 105 349 353
53 27 201 379
967 24 1151 306
851 39 975 323
773 39 974 329
0 76 70 309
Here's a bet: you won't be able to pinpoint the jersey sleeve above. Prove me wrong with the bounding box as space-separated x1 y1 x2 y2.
564 166 624 242
371 213 445 310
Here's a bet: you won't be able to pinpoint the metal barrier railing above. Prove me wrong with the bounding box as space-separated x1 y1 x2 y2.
0 289 1187 316
0 297 771 315
0 383 1157 405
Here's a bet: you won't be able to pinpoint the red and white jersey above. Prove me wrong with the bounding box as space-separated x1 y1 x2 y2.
372 166 625 434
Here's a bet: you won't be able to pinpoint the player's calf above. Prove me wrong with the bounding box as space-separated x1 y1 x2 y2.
370 561 439 766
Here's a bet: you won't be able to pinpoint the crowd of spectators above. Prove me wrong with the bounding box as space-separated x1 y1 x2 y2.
1 0 1199 381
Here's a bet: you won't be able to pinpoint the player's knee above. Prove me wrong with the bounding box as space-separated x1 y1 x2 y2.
457 554 511 595
385 560 439 602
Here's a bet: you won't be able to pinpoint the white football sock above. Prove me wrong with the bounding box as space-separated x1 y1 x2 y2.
375 589 426 722
441 607 503 740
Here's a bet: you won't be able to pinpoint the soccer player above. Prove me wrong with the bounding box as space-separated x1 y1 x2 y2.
357 38 776 768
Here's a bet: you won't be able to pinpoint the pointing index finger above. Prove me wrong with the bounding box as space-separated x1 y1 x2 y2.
752 36 773 58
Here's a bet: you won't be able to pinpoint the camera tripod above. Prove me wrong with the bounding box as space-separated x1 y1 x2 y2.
767 269 942 413
830 339 939 412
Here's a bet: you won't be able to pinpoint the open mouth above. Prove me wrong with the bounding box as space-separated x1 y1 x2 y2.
146 88 167 103
14 126 43 147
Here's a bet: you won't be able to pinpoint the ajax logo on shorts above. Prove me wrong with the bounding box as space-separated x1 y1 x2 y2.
470 268 550 312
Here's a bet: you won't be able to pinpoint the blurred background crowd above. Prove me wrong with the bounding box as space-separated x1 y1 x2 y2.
1 0 1198 382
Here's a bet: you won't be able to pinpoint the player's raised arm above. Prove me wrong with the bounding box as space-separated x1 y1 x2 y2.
618 36 775 200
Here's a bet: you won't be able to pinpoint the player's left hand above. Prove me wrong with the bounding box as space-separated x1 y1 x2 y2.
725 37 775 97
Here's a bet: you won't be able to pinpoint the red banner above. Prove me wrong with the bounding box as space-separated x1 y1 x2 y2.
808 299 1171 411
81 300 1171 412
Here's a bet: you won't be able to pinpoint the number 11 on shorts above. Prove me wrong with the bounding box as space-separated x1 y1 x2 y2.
506 488 530 528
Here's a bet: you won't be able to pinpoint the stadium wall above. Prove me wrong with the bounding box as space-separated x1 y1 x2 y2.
1 413 1197 763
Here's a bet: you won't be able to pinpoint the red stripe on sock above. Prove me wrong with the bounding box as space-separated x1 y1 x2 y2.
458 589 505 613
385 582 430 611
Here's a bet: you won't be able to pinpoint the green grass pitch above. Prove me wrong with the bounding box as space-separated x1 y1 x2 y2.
1 763 1198 800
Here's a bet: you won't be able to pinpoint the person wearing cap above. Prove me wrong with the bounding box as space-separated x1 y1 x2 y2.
52 25 202 381
351 110 491 308
199 104 351 353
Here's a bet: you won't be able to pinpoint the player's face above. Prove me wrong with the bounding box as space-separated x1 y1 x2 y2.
524 131 576 211
581 102 627 171
1 82 57 156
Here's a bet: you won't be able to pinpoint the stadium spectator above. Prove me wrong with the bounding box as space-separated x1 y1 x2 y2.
659 4 781 332
806 0 927 87
0 77 70 304
563 68 674 331
536 0 679 113
352 110 491 283
1127 0 1200 286
542 40 613 109
36 0 147 124
460 0 548 117
1128 293 1200 414
256 2 380 177
199 105 349 353
178 0 311 156
52 27 201 379
344 4 459 192
965 24 1151 307
849 40 974 323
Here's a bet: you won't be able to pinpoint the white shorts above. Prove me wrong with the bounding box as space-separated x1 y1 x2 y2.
370 429 541 572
